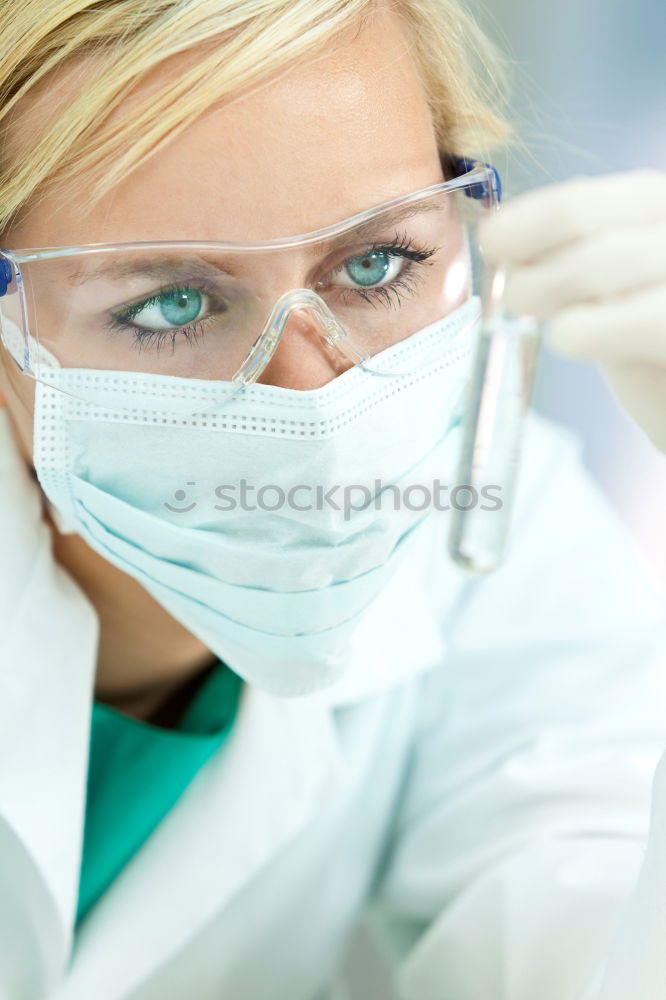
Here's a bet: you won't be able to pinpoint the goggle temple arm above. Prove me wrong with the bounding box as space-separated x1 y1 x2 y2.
451 157 502 203
0 255 12 296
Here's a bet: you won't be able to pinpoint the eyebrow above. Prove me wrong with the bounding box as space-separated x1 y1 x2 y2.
65 199 447 285
318 200 445 252
67 255 230 286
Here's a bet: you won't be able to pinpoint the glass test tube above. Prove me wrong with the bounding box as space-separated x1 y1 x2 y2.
448 269 543 573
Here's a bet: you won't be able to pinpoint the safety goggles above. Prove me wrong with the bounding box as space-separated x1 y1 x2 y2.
0 158 501 403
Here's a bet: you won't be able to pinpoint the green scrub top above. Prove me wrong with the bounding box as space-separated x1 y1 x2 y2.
76 662 243 927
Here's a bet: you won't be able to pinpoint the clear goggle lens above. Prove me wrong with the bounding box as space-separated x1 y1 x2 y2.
0 164 500 404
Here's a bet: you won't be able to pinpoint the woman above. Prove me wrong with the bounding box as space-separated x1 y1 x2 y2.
0 1 665 998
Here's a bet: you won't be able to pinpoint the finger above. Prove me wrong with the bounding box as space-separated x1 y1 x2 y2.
481 169 666 264
602 364 666 453
546 282 666 363
503 222 666 320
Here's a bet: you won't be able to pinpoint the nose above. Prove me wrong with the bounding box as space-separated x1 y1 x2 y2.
258 307 356 390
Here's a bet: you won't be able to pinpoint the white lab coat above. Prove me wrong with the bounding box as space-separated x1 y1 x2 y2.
1 405 666 1000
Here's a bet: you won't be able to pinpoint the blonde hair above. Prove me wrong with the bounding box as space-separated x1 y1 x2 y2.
0 0 511 236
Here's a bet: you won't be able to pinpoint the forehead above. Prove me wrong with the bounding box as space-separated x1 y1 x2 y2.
8 5 442 248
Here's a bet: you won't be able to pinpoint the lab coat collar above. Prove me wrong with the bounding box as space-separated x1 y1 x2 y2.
0 411 99 988
59 686 345 999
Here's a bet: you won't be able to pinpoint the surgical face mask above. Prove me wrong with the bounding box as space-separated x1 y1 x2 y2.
30 296 480 696
0 162 499 694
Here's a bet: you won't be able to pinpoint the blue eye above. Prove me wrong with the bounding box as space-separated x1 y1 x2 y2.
120 287 205 331
158 288 203 325
344 251 393 287
332 250 405 291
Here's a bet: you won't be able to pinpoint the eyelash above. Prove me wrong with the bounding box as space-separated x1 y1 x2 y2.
105 280 219 354
329 233 438 310
104 234 439 353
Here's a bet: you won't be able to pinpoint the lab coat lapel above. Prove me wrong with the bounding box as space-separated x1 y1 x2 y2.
58 685 344 999
0 412 99 987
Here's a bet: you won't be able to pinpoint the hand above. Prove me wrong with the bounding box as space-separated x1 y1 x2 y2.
480 169 666 453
